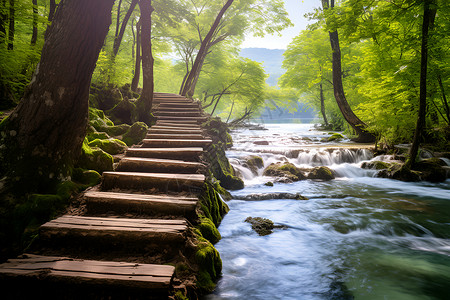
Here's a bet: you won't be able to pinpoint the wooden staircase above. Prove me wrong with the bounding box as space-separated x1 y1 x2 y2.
0 94 211 299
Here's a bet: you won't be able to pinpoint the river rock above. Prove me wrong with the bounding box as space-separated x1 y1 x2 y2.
413 158 447 182
361 161 391 170
307 166 335 180
243 155 264 175
263 162 306 182
376 163 421 182
253 140 269 145
234 193 308 201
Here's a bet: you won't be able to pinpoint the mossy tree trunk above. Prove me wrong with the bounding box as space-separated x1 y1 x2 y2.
0 0 115 193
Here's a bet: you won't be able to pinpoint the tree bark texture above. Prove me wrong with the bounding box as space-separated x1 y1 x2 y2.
407 0 434 169
0 0 115 192
319 83 329 126
136 0 154 124
0 0 7 44
113 0 138 56
322 0 374 142
7 0 14 50
31 0 38 45
131 20 141 92
180 0 234 97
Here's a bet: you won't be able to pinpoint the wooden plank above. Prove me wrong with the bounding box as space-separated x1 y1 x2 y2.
125 147 204 161
146 133 205 140
0 255 174 289
101 172 205 192
141 139 212 148
84 191 198 215
148 128 203 135
156 116 207 121
116 157 205 173
155 107 200 112
152 124 201 130
154 111 202 117
39 216 187 243
157 120 201 125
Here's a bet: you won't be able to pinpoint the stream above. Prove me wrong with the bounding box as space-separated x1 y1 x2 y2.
206 123 450 300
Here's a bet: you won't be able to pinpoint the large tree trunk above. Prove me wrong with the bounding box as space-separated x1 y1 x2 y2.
30 0 38 45
7 0 14 50
407 0 434 169
180 0 234 97
322 0 374 142
113 0 138 56
0 0 115 193
131 20 141 92
135 0 154 124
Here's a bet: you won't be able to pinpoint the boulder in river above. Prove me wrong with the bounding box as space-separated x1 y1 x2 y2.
307 166 335 180
243 155 264 175
413 158 447 182
361 161 391 170
253 140 269 145
263 162 306 183
245 217 287 236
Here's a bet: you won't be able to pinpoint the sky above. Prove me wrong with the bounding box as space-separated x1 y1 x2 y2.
241 0 320 50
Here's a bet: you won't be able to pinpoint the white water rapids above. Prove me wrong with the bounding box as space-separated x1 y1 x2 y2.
206 123 450 300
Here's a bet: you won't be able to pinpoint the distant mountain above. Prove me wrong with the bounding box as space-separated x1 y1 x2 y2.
240 48 285 86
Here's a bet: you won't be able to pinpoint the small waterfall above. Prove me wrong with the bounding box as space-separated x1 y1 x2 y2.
229 158 256 180
295 148 373 167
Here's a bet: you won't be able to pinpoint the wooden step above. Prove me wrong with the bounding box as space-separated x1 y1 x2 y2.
155 103 200 109
149 128 203 135
153 98 192 103
157 116 207 122
155 107 200 112
102 172 205 192
116 157 205 173
146 133 205 140
154 111 202 117
40 215 187 245
154 122 201 128
0 254 174 298
125 147 204 161
84 191 198 216
142 139 212 148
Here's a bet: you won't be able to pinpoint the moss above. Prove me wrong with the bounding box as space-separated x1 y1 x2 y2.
122 122 148 146
307 166 335 180
88 138 127 155
174 291 189 300
86 131 110 142
106 97 137 125
243 155 264 175
321 133 345 142
205 143 244 190
77 138 113 173
263 162 306 182
199 183 230 227
197 217 221 244
195 236 222 293
245 217 274 236
264 181 274 186
361 161 391 170
413 159 447 182
72 168 101 186
56 181 81 200
105 124 130 136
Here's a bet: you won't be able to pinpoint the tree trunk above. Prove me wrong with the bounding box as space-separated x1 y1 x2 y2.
7 0 14 50
114 0 122 38
136 0 153 124
31 0 38 45
0 0 115 193
322 0 374 142
113 0 138 56
180 0 234 97
48 0 56 21
407 0 434 169
0 0 7 44
319 82 329 127
131 20 141 92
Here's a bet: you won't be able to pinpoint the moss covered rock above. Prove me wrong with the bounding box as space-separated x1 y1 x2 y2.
88 107 130 137
205 144 244 190
245 217 274 236
107 97 137 125
197 218 221 244
263 162 306 182
72 168 101 186
86 131 110 142
199 183 230 227
361 161 391 170
77 138 114 173
307 166 335 180
122 122 148 146
243 155 264 175
88 138 127 155
413 158 447 182
321 133 344 142
195 237 222 292
377 163 421 182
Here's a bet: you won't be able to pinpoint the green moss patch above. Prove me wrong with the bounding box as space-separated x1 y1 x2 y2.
197 217 221 244
122 122 148 146
263 162 306 182
77 138 113 173
88 138 127 155
307 166 335 180
195 236 222 293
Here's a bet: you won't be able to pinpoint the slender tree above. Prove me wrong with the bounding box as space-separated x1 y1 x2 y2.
322 0 375 142
31 0 38 45
135 0 154 124
7 0 14 50
180 0 234 97
406 0 436 168
0 0 7 44
131 19 141 92
113 0 138 56
0 0 115 193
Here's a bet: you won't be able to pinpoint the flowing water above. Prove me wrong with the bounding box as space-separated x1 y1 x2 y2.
206 123 450 300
